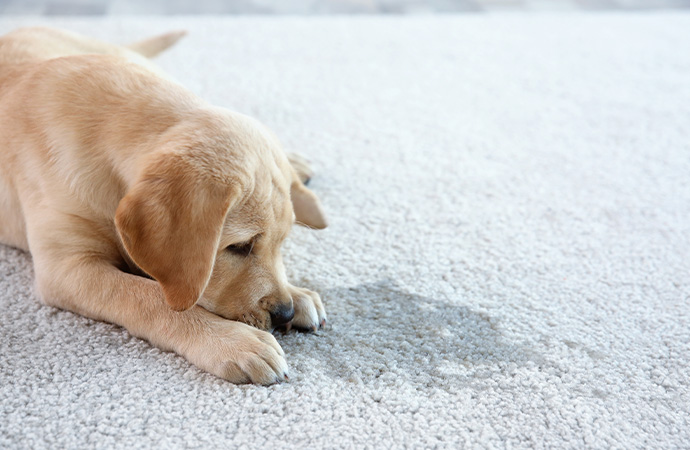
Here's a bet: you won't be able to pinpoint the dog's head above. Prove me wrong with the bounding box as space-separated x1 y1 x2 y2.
114 109 326 330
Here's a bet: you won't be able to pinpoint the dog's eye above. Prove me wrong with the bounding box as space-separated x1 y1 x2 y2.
225 240 254 257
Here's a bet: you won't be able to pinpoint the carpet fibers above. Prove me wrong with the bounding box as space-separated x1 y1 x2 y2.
1 15 689 449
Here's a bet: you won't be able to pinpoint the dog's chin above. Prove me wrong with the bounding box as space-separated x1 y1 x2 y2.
225 309 272 331
239 313 289 333
272 321 294 333
197 298 277 330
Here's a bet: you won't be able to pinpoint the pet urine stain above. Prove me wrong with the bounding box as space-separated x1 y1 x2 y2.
284 278 545 392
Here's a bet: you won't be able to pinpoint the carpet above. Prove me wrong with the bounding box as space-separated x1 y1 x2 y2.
1 14 689 448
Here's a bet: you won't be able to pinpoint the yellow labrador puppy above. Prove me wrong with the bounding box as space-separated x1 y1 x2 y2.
0 27 328 384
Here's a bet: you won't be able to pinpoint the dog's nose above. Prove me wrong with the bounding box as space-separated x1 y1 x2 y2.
269 304 294 327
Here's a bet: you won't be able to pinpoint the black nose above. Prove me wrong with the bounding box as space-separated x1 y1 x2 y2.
270 304 294 327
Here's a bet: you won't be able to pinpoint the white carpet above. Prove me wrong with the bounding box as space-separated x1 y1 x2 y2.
1 14 689 448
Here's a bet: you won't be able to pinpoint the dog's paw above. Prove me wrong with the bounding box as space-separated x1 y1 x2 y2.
186 319 288 385
288 285 327 331
287 152 314 185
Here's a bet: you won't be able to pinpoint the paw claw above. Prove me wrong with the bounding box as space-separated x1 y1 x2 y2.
289 284 326 333
192 321 288 385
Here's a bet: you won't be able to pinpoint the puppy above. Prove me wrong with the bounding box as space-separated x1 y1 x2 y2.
0 27 328 384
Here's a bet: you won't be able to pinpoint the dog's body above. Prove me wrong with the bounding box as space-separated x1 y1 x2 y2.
0 27 327 384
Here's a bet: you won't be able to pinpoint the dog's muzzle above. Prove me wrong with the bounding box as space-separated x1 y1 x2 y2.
269 304 295 327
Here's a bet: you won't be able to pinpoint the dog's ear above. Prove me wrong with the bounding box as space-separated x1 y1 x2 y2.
115 155 235 311
291 178 327 230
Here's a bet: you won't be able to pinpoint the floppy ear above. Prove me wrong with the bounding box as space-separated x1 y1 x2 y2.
115 156 234 311
291 178 327 230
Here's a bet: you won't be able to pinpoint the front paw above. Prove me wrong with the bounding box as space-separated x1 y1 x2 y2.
288 285 327 331
186 319 288 385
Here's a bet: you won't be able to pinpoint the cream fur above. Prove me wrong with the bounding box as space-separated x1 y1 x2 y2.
0 27 327 384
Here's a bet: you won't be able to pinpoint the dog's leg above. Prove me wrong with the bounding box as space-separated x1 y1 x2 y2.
288 156 328 229
0 173 28 251
288 284 327 331
287 153 314 186
26 210 288 384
